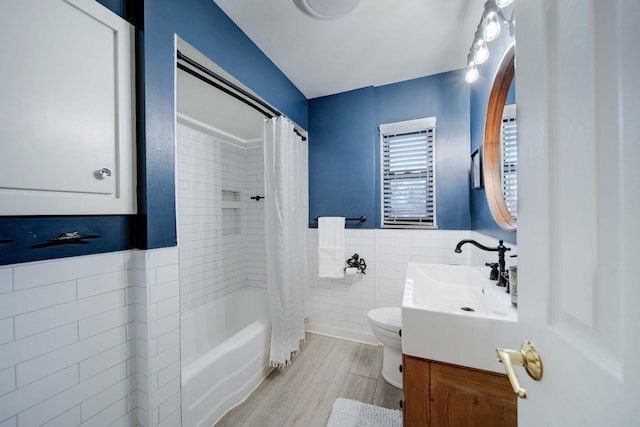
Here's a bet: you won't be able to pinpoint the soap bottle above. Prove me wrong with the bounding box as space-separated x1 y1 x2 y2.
508 266 518 307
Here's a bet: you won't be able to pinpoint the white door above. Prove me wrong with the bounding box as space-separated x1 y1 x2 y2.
509 1 640 426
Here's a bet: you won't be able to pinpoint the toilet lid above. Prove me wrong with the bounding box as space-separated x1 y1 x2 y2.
368 307 402 333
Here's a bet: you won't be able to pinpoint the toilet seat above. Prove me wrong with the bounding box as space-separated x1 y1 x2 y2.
368 307 401 334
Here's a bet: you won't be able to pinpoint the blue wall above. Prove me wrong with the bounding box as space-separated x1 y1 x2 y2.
140 0 307 249
0 0 307 265
469 26 517 244
308 70 471 230
308 87 376 227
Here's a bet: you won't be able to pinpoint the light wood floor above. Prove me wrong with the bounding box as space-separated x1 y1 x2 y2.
214 332 403 427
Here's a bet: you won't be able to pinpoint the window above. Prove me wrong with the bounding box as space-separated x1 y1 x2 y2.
380 117 436 228
501 104 517 219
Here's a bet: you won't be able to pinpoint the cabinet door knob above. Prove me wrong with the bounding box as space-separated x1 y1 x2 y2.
399 364 403 373
97 168 112 179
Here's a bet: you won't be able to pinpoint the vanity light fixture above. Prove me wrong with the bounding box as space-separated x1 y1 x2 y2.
465 0 515 83
482 10 501 42
465 54 480 83
495 0 514 8
474 39 490 65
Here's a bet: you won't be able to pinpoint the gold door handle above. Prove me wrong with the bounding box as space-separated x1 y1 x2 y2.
496 341 543 399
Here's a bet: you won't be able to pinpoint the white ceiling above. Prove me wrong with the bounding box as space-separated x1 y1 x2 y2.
213 0 486 99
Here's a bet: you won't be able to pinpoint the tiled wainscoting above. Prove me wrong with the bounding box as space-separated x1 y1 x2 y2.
0 229 514 426
0 247 181 427
306 229 517 343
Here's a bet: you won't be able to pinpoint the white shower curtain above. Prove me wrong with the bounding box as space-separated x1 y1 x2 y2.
264 116 310 368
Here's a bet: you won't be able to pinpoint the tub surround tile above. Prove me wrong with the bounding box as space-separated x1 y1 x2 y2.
177 123 266 315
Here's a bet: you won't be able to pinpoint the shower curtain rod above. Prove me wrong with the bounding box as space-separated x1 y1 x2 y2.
176 50 307 142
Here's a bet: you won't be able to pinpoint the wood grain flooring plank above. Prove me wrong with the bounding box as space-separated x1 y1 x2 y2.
215 333 320 426
349 343 383 379
338 373 378 404
237 333 336 427
215 333 399 427
373 371 404 411
283 338 359 427
213 373 276 427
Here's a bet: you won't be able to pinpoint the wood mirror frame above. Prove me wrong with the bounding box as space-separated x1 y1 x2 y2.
483 44 516 231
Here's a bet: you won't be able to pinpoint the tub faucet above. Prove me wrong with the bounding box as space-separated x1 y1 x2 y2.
454 239 511 287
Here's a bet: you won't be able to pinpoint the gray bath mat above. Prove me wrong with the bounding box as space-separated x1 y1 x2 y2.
326 398 402 427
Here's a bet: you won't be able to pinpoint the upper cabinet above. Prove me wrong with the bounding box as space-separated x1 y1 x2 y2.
0 0 136 215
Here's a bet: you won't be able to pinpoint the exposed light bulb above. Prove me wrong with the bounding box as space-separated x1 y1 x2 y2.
482 11 501 41
465 62 479 83
473 39 490 64
495 0 514 8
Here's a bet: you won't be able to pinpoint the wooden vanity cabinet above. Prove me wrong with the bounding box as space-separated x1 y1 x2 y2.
402 354 517 427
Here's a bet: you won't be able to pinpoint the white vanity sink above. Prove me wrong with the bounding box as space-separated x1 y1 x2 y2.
401 263 518 373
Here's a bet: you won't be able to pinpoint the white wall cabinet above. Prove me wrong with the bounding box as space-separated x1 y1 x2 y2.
0 0 136 215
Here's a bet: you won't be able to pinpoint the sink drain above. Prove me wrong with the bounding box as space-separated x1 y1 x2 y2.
460 307 475 312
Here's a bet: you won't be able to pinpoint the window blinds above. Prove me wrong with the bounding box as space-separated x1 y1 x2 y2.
380 118 436 228
501 105 517 219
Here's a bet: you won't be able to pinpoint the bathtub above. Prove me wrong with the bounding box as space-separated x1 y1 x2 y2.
181 287 271 427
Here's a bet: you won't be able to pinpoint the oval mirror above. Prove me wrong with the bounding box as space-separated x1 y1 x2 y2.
483 44 517 231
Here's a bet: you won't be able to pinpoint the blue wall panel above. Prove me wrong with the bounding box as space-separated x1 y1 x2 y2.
308 69 471 230
375 70 471 230
308 87 376 228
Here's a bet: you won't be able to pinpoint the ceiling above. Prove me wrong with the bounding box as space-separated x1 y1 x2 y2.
213 0 486 99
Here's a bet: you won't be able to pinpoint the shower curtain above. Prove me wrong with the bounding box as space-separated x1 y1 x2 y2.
264 116 309 368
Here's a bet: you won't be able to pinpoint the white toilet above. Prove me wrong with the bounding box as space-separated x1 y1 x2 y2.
367 307 402 389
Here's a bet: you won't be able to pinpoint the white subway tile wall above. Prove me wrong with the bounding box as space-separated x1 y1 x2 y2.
244 144 267 289
176 123 266 316
132 247 181 427
306 229 517 340
0 251 138 427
